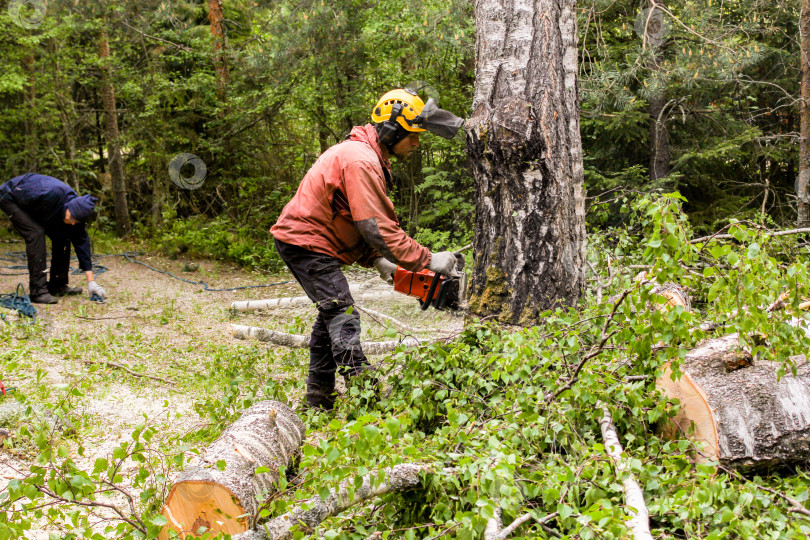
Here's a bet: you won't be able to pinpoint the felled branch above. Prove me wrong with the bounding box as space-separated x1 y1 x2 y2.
545 289 631 403
230 290 412 312
230 324 424 355
691 227 810 244
232 463 427 540
354 306 454 335
484 508 559 540
599 405 652 540
82 360 174 385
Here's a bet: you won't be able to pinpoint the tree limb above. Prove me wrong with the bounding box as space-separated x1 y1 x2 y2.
546 289 630 402
598 405 652 540
229 324 427 355
691 227 810 244
232 463 427 540
82 360 174 385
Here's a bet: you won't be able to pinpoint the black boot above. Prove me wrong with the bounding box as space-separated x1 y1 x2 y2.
30 292 58 304
48 284 82 296
305 380 336 410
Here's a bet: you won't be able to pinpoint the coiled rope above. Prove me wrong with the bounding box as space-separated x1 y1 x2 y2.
0 284 36 324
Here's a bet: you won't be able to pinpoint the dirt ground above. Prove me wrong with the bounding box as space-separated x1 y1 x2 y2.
0 241 463 537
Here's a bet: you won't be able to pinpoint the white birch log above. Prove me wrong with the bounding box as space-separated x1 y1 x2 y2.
230 324 424 355
159 401 305 539
230 290 413 313
484 510 559 540
231 463 426 540
354 305 455 335
599 405 653 540
658 332 810 470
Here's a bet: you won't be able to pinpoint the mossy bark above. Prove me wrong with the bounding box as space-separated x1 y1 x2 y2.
466 0 587 324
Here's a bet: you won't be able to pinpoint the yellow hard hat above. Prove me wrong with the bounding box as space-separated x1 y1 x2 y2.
371 89 426 133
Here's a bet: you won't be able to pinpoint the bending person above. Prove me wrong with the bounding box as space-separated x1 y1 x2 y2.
0 173 107 304
271 86 464 409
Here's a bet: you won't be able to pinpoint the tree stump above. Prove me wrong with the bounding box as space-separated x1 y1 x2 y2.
159 401 305 539
658 333 810 471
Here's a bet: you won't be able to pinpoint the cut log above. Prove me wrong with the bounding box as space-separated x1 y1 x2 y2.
159 401 305 539
230 289 413 313
229 324 425 355
658 333 810 470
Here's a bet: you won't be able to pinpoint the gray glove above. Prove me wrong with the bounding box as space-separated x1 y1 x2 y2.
428 251 461 278
373 257 398 284
88 281 107 300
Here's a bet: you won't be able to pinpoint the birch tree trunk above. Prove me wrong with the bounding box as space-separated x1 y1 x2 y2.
648 92 671 182
98 27 131 237
643 2 671 183
465 0 587 324
798 0 810 227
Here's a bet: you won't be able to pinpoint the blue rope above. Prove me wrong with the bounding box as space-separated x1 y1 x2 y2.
0 284 36 324
0 250 292 295
0 251 108 276
113 251 293 292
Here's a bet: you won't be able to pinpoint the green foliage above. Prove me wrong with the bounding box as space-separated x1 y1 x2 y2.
256 193 810 538
152 209 284 271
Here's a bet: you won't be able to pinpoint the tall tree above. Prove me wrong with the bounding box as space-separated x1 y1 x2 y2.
22 51 37 171
466 0 587 324
208 0 229 97
641 2 671 183
98 25 131 237
799 0 810 227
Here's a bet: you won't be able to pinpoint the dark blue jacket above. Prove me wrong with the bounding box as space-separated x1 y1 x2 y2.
0 173 93 271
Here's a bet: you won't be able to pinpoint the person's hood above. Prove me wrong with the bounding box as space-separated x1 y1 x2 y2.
65 194 98 223
348 124 391 172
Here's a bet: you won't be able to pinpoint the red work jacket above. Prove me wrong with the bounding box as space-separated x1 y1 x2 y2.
270 124 431 271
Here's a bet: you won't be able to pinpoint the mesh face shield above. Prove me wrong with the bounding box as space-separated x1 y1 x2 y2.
413 99 464 139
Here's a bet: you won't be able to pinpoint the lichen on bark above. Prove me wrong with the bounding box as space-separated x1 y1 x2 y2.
468 265 512 322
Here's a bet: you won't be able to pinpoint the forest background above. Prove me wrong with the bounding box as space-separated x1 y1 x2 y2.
0 0 799 264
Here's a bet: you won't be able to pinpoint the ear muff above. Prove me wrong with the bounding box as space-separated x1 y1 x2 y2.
376 103 408 152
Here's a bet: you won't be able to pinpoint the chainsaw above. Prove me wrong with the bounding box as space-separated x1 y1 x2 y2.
393 266 467 311
392 247 469 311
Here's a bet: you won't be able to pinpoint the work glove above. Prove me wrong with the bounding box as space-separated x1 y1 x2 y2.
373 257 398 284
428 251 461 278
88 281 107 301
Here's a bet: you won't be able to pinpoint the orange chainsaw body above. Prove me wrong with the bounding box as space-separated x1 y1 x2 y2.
392 266 464 311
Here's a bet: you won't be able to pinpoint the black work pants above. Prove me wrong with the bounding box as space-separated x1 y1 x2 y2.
0 198 71 295
274 239 369 388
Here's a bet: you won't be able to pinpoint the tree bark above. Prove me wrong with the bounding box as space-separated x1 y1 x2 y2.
798 0 810 227
648 92 671 182
465 0 587 324
208 0 229 97
658 333 810 471
98 28 131 237
159 401 305 539
645 1 671 183
22 52 38 172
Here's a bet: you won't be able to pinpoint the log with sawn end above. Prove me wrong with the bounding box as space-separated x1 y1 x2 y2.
658 333 810 471
159 401 305 539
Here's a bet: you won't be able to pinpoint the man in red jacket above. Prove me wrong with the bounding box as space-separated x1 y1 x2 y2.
271 87 464 409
